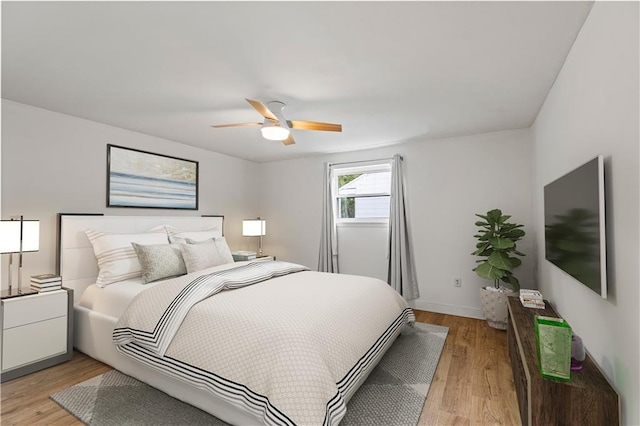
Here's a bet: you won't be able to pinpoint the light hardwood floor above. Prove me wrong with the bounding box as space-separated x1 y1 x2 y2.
0 310 521 425
414 310 520 425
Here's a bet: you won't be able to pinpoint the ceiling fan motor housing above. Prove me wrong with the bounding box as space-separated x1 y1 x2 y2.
265 101 289 129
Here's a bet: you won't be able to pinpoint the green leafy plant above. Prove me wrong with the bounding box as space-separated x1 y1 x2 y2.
472 209 525 291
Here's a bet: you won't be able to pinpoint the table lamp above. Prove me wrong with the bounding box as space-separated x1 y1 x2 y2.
242 218 266 256
0 216 40 296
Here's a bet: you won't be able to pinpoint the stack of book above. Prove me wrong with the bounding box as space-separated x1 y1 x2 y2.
520 289 545 309
30 274 62 292
232 251 257 261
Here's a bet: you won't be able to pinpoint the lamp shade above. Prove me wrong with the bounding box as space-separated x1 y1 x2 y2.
0 221 21 253
0 219 39 253
242 219 266 237
22 220 40 252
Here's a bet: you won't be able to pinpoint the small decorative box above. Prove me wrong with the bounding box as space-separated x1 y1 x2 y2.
534 315 572 381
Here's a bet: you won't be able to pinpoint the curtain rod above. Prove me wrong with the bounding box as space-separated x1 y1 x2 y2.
329 155 402 167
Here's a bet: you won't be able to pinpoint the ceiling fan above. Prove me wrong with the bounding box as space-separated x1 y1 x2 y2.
211 99 342 145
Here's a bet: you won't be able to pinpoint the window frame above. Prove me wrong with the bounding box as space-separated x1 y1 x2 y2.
332 161 392 224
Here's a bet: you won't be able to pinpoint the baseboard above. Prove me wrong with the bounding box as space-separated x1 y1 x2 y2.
409 299 485 320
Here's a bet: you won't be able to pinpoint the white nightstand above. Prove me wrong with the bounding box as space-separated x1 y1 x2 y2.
255 255 276 261
0 288 73 382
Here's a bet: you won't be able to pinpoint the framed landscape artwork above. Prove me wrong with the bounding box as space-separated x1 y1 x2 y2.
107 144 199 210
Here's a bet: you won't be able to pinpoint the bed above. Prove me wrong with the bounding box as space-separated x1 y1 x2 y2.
58 214 414 425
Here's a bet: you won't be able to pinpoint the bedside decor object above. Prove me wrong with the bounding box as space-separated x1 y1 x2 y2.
242 218 266 256
519 289 545 309
232 251 257 261
472 208 526 329
0 216 39 297
571 334 586 371
31 274 62 293
534 315 572 381
0 220 20 292
107 144 198 210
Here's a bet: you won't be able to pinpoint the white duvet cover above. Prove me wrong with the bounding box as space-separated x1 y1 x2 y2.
79 261 257 318
113 261 414 426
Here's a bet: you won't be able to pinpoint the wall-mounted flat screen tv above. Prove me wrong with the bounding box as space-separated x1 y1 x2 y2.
544 155 607 298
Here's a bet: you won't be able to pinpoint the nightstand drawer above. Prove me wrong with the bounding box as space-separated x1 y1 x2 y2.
2 316 67 371
255 256 275 261
3 291 67 329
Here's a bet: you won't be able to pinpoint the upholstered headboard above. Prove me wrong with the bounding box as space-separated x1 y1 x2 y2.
57 214 224 304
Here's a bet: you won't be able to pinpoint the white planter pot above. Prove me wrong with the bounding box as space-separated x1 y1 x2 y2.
480 286 518 330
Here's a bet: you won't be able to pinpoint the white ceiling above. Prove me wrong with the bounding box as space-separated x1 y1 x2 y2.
2 1 593 163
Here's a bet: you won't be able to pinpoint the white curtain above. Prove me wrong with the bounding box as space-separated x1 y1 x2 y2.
388 154 419 300
318 162 338 272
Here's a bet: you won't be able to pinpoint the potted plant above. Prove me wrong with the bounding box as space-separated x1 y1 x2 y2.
472 209 525 329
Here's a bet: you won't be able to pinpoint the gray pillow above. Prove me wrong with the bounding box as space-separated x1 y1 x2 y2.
131 243 187 284
179 241 224 274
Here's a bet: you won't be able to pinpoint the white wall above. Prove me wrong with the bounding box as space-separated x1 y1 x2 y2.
1 100 261 287
337 223 389 282
259 128 534 319
531 3 639 424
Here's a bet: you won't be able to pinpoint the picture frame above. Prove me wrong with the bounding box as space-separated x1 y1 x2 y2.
107 144 198 210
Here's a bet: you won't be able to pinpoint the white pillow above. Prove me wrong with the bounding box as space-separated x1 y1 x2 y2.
213 236 234 264
168 227 222 244
86 229 169 287
185 237 234 265
146 225 173 242
179 241 224 274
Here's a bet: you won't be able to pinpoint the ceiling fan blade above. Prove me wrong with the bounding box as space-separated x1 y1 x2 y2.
246 99 278 121
282 134 296 146
211 122 262 128
288 120 342 132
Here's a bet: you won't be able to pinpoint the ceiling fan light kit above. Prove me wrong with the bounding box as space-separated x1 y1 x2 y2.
212 99 342 146
261 122 290 141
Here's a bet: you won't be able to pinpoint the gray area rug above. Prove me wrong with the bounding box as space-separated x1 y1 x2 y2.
51 322 448 426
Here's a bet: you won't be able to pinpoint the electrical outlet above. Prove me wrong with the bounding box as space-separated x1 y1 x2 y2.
454 278 462 287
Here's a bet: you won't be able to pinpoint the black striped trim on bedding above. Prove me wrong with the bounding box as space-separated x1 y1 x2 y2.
115 307 415 426
323 307 415 425
115 343 295 426
113 261 310 356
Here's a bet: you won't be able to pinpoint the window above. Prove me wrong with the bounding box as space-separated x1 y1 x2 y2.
333 162 392 222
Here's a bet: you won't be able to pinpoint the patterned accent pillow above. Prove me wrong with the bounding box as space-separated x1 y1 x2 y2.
179 241 224 274
131 243 187 284
86 230 169 287
185 237 234 265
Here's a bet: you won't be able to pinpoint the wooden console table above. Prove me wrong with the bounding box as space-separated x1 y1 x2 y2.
507 297 619 425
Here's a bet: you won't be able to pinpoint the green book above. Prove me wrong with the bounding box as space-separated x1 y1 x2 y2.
534 316 572 381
